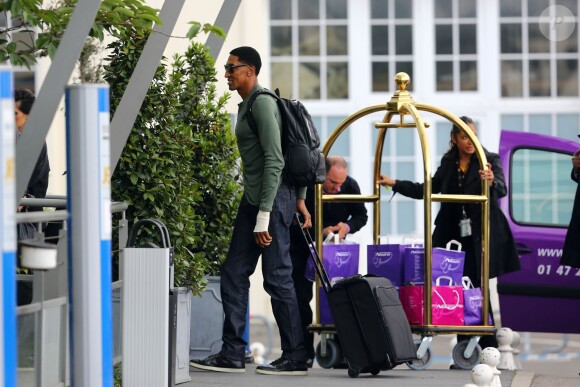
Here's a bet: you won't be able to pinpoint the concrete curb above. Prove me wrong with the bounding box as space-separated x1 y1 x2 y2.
510 371 535 387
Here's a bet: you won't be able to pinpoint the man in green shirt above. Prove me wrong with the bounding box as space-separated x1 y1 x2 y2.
190 46 311 375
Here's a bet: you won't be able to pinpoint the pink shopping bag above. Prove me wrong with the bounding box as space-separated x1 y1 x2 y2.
400 277 464 326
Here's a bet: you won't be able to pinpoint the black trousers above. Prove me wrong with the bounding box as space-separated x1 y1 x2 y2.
290 246 315 360
220 187 306 362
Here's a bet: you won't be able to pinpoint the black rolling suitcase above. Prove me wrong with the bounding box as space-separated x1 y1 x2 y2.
296 214 417 377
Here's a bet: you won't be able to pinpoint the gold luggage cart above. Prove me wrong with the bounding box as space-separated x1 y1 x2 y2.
310 73 495 370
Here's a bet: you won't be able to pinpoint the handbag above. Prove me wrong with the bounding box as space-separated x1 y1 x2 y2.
400 276 465 326
432 240 465 286
305 233 359 282
18 222 37 241
462 276 493 326
18 193 38 242
403 243 425 285
366 236 404 286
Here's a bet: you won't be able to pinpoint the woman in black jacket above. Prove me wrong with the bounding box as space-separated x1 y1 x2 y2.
15 88 50 201
378 116 520 352
560 148 580 268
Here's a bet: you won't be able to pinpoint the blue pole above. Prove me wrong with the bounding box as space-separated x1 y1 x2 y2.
0 66 17 387
66 85 112 386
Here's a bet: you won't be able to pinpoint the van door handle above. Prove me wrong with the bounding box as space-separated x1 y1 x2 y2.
517 247 532 254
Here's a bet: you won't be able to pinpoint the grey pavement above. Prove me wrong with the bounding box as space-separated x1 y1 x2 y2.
182 323 580 387
186 365 516 386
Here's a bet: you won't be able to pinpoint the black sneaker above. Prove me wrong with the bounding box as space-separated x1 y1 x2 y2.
256 358 308 375
189 353 245 373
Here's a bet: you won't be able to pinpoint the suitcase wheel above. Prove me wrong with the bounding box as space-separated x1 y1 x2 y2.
348 367 360 378
315 338 341 369
406 339 433 371
451 339 482 370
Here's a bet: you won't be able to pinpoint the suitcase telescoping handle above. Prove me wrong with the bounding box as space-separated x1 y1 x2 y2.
294 213 332 294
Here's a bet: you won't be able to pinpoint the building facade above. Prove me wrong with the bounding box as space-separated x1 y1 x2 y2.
4 1 579 318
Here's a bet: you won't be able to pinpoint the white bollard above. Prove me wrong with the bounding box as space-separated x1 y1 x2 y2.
480 347 502 387
250 342 266 365
496 328 516 370
511 331 522 370
471 363 494 386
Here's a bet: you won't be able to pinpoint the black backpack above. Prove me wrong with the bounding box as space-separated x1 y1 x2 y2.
245 88 326 187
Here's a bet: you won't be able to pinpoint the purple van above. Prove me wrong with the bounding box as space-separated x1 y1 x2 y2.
497 130 580 334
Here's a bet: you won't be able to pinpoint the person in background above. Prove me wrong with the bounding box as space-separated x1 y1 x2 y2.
290 156 368 367
15 88 50 202
377 116 520 362
190 46 310 376
560 142 580 268
15 88 51 307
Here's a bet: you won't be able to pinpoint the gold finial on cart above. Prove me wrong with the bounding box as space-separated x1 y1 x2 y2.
387 72 415 113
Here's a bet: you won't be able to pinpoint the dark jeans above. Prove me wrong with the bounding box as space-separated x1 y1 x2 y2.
220 184 306 362
290 245 315 360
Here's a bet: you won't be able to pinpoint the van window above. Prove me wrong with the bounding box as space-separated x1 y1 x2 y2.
511 148 575 226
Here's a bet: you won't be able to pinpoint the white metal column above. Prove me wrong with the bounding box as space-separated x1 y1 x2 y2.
66 84 112 387
0 66 17 387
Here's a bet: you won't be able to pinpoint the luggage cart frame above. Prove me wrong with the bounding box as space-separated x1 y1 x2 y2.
310 73 495 370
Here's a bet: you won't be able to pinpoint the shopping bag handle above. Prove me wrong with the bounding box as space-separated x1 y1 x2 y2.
446 239 462 251
462 276 475 290
435 275 454 286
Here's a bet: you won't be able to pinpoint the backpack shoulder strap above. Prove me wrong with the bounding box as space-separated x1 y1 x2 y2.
244 88 280 137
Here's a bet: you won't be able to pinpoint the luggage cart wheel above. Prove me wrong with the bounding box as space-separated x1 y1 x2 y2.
315 339 341 369
451 340 482 370
406 339 433 370
348 367 360 378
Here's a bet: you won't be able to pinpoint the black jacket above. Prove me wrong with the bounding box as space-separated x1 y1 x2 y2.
290 175 368 253
561 168 580 268
27 142 50 200
393 148 520 282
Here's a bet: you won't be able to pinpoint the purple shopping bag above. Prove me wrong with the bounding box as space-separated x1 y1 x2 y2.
367 242 404 286
403 244 425 285
305 238 359 283
432 240 465 286
462 277 493 326
318 287 334 324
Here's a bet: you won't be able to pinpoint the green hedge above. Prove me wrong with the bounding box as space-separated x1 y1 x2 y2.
105 37 242 294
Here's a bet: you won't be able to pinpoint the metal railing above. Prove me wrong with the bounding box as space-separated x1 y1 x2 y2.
16 197 128 387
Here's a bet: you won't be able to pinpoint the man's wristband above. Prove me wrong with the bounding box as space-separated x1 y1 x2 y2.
254 210 270 232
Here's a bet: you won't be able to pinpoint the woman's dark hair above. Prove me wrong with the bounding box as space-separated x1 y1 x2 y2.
445 115 474 157
14 88 36 115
